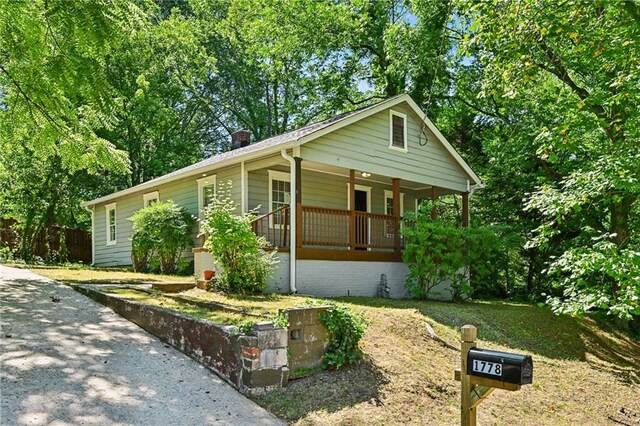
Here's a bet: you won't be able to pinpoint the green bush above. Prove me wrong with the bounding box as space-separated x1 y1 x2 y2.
200 190 277 294
308 300 369 369
129 200 196 274
402 212 503 301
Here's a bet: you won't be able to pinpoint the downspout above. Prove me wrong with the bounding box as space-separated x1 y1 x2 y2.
83 205 95 266
280 149 297 293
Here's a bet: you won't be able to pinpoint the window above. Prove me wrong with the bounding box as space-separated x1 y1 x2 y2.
389 110 408 152
384 190 405 216
143 191 159 207
268 170 291 227
384 190 404 239
105 203 117 246
197 175 216 217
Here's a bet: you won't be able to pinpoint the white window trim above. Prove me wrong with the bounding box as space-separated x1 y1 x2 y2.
389 109 408 153
105 202 117 246
384 190 405 216
197 175 216 218
143 191 159 207
268 170 291 229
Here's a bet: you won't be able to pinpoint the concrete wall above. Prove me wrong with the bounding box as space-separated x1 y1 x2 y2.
73 285 290 394
296 260 409 298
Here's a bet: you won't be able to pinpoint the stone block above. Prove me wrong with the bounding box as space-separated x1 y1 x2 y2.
256 328 288 349
259 348 288 369
251 321 274 332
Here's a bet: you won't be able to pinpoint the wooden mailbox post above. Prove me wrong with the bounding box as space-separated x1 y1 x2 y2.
456 325 533 426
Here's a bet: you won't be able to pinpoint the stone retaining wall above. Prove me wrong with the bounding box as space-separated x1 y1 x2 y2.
72 285 289 394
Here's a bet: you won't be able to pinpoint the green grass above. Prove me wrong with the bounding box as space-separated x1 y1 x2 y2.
28 266 193 284
27 266 639 425
252 297 640 426
102 288 254 327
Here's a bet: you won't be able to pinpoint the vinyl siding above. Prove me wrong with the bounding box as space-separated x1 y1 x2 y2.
93 165 242 266
300 103 470 192
249 167 420 217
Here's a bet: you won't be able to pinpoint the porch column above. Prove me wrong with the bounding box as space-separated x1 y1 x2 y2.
349 169 355 249
295 157 303 248
431 186 438 220
462 191 469 227
392 178 401 253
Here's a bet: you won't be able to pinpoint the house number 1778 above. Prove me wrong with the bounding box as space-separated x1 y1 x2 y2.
472 359 502 376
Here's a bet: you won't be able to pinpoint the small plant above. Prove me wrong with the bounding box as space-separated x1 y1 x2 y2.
308 300 369 369
129 200 196 274
200 182 278 294
270 309 290 329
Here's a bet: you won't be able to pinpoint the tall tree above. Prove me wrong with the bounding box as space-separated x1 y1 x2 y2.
459 0 640 320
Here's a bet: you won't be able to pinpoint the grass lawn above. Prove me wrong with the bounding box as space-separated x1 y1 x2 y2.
101 287 254 327
26 266 639 425
21 264 193 284
253 297 639 426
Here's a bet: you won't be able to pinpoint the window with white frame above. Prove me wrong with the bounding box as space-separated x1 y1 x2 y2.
384 190 405 217
143 191 159 207
268 170 291 227
197 175 216 217
384 190 404 239
389 110 408 152
105 203 117 245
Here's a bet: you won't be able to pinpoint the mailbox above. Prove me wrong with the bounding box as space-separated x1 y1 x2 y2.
467 348 533 385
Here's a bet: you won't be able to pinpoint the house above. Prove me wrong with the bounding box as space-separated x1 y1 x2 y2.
82 94 482 298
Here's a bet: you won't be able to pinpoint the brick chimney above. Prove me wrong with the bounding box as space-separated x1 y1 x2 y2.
231 130 252 150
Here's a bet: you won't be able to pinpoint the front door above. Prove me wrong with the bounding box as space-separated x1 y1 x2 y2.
355 190 368 250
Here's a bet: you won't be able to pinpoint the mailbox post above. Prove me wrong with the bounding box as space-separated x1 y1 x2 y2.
456 325 533 425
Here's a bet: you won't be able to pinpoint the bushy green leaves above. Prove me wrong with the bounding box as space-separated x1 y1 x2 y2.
129 200 196 274
402 212 504 301
307 300 369 370
201 186 277 294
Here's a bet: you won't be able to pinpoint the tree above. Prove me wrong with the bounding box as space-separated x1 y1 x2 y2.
458 0 640 320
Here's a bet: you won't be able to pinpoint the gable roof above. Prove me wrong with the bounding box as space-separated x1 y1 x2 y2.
83 94 480 207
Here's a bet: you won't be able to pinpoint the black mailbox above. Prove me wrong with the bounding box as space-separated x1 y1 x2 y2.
467 348 533 385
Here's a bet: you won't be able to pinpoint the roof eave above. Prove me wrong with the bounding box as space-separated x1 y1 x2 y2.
82 142 296 207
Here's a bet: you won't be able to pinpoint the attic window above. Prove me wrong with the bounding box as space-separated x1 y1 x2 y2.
389 110 408 152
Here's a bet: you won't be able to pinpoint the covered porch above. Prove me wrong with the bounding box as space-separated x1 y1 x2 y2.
248 156 470 262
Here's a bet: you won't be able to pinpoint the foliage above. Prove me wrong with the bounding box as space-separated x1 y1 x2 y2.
270 310 290 330
201 185 278 294
129 200 196 274
307 300 369 370
402 212 504 301
457 0 640 320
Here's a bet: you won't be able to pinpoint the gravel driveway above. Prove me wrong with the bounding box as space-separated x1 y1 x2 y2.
0 265 284 426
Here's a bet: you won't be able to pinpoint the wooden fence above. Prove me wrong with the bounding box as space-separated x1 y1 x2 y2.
0 218 92 263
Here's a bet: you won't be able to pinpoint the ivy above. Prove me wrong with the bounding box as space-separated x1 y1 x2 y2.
308 300 369 370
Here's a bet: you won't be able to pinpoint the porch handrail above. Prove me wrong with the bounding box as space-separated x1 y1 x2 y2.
250 205 290 248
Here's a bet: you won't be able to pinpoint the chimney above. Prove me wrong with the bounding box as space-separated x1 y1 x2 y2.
231 130 252 150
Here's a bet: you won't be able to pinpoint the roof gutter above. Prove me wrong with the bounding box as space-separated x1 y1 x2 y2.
280 148 297 294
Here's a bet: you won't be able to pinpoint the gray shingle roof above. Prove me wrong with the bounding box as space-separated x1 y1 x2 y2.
83 95 408 206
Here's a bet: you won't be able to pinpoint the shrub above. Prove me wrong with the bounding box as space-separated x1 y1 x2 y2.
308 300 369 369
129 200 196 274
402 212 503 301
200 190 277 294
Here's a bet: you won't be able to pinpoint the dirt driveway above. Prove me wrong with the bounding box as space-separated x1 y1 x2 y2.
0 265 284 426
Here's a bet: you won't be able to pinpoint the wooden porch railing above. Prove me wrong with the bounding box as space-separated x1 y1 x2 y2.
250 205 407 251
250 206 290 249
